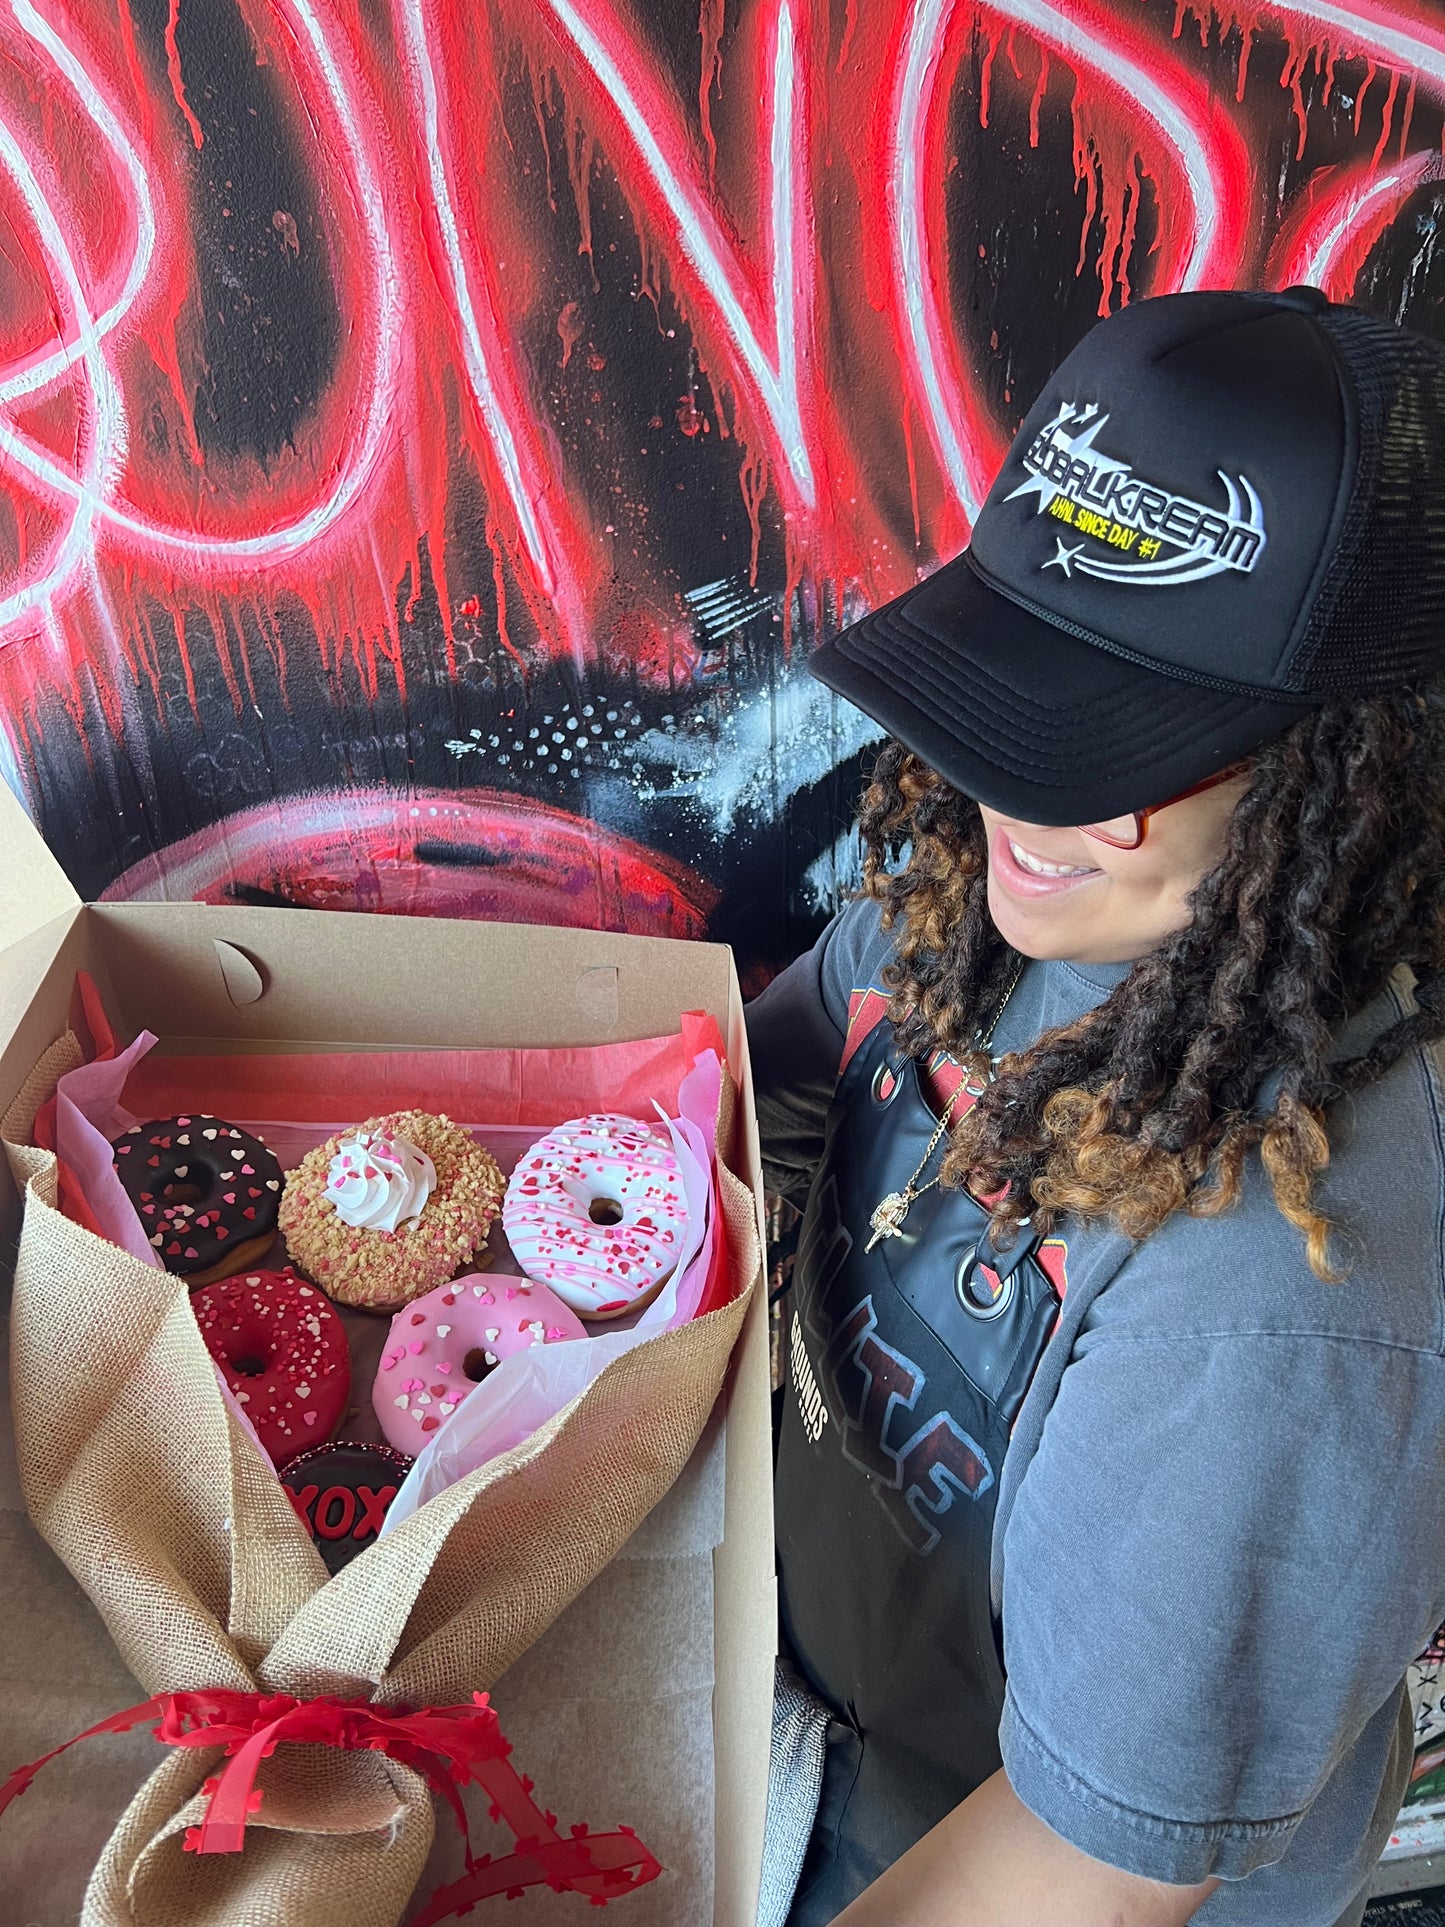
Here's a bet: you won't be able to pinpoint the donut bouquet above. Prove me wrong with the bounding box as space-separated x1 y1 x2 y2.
0 978 757 1927
100 1090 719 1516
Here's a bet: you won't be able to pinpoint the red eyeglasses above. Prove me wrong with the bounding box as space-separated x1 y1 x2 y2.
1080 762 1251 851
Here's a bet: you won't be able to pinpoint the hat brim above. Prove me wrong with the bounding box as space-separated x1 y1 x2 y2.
811 551 1314 826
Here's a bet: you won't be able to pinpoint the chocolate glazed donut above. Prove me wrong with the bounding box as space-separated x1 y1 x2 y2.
111 1115 283 1285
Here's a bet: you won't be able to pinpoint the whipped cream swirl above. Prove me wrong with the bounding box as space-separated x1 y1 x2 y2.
326 1131 436 1234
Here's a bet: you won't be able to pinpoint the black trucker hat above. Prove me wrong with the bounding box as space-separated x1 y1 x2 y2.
811 286 1445 825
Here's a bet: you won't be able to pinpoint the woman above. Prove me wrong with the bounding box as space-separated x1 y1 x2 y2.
748 286 1445 1927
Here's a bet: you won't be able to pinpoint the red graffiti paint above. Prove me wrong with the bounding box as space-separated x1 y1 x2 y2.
1269 148 1445 298
0 0 1442 919
100 788 718 936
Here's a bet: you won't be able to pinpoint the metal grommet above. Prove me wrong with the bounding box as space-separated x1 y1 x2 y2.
955 1245 1015 1319
870 1059 902 1105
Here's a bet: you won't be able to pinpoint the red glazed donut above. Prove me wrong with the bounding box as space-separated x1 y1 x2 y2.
192 1267 351 1467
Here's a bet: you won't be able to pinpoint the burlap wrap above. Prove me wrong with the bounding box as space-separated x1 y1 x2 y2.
3 1033 757 1926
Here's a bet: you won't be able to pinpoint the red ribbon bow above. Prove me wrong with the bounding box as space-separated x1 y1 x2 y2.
0 1688 661 1921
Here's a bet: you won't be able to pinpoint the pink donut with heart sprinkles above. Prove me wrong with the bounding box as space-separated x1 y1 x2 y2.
373 1271 586 1456
502 1113 689 1319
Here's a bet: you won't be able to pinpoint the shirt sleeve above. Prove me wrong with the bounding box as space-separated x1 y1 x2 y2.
998 1322 1445 1884
744 897 886 1205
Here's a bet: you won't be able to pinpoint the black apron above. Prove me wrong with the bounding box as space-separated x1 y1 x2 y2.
774 1016 1060 1924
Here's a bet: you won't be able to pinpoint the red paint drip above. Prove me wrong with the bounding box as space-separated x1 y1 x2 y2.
1356 59 1377 137
164 0 204 149
556 298 584 367
1398 72 1418 161
1277 38 1313 159
1069 91 1151 318
114 0 157 142
1372 65 1402 170
979 25 1002 128
698 0 725 177
1027 47 1049 149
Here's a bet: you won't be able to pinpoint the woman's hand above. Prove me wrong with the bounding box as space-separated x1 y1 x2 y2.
829 1768 1218 1927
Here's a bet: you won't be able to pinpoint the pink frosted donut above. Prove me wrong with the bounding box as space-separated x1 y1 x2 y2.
502 1113 689 1319
372 1270 586 1455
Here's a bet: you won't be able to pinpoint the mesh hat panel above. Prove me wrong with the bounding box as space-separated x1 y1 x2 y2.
1289 308 1445 694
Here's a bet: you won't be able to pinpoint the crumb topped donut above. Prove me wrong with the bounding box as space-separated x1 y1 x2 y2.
111 1115 283 1284
279 1110 504 1312
502 1113 689 1318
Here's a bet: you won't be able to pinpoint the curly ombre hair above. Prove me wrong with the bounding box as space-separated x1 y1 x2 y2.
857 686 1445 1279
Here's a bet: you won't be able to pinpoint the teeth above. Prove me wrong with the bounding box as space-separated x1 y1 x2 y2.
1009 838 1094 878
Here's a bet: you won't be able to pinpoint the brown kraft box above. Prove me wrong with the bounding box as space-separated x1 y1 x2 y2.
0 780 775 1925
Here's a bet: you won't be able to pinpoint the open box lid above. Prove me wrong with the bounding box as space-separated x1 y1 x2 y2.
0 771 742 1054
0 779 80 955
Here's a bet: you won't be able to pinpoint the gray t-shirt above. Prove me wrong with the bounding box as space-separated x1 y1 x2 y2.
749 895 1445 1926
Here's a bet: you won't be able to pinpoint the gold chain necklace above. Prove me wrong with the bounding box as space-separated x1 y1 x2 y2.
865 958 1026 1253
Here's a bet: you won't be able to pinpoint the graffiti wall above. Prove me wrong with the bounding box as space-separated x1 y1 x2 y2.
0 0 1442 986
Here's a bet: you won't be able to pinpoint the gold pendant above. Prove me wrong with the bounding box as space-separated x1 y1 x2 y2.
866 1190 911 1252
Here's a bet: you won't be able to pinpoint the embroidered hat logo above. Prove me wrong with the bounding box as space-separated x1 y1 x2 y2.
1004 401 1269 587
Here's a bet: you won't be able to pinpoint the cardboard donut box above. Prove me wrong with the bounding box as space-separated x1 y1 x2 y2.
0 782 774 1923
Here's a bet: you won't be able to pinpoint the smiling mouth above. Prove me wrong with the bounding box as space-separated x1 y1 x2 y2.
1007 837 1099 879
